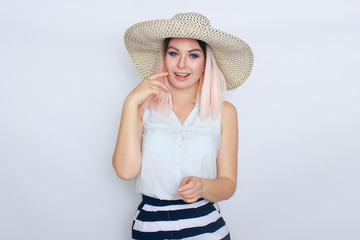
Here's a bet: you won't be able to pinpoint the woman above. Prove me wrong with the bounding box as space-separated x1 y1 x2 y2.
113 13 253 239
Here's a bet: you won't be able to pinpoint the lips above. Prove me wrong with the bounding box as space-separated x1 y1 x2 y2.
175 72 190 77
174 72 190 81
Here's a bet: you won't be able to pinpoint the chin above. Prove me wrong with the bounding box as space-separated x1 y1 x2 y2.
168 74 201 90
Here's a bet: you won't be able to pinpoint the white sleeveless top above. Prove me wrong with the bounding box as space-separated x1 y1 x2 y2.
134 101 221 200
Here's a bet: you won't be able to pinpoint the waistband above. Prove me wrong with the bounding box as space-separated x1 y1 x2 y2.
141 195 206 206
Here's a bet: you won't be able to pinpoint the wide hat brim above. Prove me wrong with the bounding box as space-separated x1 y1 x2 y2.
124 13 254 90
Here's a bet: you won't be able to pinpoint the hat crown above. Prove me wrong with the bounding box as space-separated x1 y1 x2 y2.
171 12 211 27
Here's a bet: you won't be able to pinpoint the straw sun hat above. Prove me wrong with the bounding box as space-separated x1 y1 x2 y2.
124 12 254 90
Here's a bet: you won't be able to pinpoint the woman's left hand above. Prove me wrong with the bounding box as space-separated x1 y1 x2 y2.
176 176 204 203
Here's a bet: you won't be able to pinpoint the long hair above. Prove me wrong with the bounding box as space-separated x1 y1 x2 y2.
141 39 226 120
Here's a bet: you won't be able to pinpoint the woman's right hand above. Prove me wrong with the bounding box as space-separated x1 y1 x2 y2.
126 72 171 105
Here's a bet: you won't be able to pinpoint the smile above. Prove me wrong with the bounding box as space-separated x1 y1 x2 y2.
175 72 190 77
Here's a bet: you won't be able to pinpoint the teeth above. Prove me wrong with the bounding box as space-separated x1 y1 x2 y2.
175 73 190 77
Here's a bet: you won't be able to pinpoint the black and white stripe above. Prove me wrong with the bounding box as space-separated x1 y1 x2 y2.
132 195 230 240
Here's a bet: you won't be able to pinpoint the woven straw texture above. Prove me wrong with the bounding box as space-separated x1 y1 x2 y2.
124 13 254 90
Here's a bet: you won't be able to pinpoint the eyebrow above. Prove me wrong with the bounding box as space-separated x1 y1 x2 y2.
167 46 202 53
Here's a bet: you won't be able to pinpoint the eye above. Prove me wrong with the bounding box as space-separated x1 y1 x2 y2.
189 53 200 58
168 51 178 56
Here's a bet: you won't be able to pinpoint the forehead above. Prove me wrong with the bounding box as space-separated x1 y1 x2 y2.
168 38 202 50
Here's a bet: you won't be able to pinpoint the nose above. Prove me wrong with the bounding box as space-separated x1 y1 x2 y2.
177 55 187 69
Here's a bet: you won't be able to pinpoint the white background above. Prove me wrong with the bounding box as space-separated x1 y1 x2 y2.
1 0 359 239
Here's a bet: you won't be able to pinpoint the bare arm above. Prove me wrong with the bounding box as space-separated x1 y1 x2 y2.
112 72 170 180
177 101 238 202
112 99 143 180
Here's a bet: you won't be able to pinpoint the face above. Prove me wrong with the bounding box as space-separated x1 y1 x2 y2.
164 38 206 90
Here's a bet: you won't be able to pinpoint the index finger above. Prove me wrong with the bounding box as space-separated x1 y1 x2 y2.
147 72 168 80
177 181 193 192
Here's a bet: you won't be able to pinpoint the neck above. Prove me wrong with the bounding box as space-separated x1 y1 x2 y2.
172 84 199 106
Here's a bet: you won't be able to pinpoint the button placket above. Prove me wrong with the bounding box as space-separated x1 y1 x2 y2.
175 127 184 181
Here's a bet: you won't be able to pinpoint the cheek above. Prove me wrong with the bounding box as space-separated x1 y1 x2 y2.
164 57 170 69
164 58 176 69
194 62 205 74
164 56 173 68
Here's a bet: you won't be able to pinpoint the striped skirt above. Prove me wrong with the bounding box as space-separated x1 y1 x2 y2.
132 195 231 239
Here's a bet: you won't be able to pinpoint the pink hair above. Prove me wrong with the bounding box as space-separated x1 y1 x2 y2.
141 42 226 120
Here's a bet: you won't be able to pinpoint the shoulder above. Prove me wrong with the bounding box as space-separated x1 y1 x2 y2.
220 101 238 132
221 101 237 119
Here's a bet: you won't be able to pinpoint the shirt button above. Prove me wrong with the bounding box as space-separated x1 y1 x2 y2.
178 144 182 147
176 163 180 166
